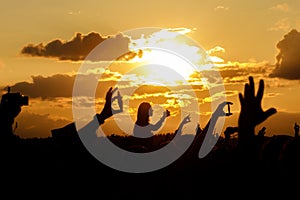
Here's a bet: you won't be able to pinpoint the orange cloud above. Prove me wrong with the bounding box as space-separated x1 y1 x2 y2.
269 3 290 12
15 111 71 138
269 18 291 32
21 32 139 61
6 73 118 100
214 6 229 11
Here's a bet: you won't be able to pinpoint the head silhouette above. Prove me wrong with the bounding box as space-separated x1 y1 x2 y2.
136 102 153 127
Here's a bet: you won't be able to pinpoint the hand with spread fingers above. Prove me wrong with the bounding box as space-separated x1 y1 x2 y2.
238 76 277 131
237 76 277 156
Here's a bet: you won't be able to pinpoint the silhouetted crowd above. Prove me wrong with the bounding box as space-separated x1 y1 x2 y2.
1 77 299 197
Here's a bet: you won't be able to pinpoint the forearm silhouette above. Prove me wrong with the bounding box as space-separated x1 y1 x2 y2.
78 87 122 135
237 76 277 158
183 101 232 159
51 87 122 138
151 109 170 131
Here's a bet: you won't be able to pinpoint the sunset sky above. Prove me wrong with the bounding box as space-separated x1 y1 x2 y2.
1 0 300 138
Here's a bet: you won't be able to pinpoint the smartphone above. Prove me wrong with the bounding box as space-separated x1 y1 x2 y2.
226 102 233 116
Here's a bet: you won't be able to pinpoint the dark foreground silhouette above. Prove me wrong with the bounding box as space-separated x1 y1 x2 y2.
1 78 300 197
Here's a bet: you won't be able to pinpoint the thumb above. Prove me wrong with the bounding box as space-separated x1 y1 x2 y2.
263 108 277 121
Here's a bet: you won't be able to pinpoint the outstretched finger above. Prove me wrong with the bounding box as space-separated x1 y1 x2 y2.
249 76 255 99
117 90 121 97
112 87 118 94
186 114 191 121
112 96 118 102
244 83 250 101
238 93 244 107
218 101 227 108
106 87 113 100
117 91 123 111
106 87 112 97
256 79 264 102
107 87 113 94
262 107 277 121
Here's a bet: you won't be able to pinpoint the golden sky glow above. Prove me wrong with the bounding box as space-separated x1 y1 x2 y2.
1 0 300 138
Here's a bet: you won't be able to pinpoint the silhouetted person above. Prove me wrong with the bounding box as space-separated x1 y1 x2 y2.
257 127 266 138
195 123 203 136
0 87 28 140
294 123 299 138
224 126 238 142
133 102 170 138
237 76 277 160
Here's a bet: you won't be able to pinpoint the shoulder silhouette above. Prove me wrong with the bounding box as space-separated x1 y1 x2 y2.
0 87 28 140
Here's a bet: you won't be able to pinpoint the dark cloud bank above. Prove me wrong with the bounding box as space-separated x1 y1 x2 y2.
21 32 142 61
6 74 115 100
270 29 300 80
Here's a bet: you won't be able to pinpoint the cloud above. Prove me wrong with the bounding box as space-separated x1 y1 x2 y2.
167 27 194 34
5 73 116 100
189 62 270 87
269 3 290 12
10 74 75 99
269 18 291 32
207 46 226 55
67 10 81 15
15 111 71 138
6 70 184 101
21 32 139 61
265 92 281 98
221 63 270 78
190 60 277 86
270 29 300 79
207 46 226 63
214 6 229 11
4 68 203 101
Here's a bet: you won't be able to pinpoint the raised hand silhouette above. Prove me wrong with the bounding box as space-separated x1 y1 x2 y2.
165 109 171 117
96 87 123 124
213 101 233 118
238 76 276 131
182 114 191 124
51 87 123 138
181 101 233 160
175 114 191 135
237 76 277 158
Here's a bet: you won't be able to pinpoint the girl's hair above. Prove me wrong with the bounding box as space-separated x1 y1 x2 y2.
135 102 152 126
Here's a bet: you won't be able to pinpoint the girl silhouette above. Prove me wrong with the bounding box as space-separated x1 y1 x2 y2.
133 102 170 138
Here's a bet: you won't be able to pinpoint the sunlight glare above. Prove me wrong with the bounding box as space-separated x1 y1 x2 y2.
141 49 196 84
